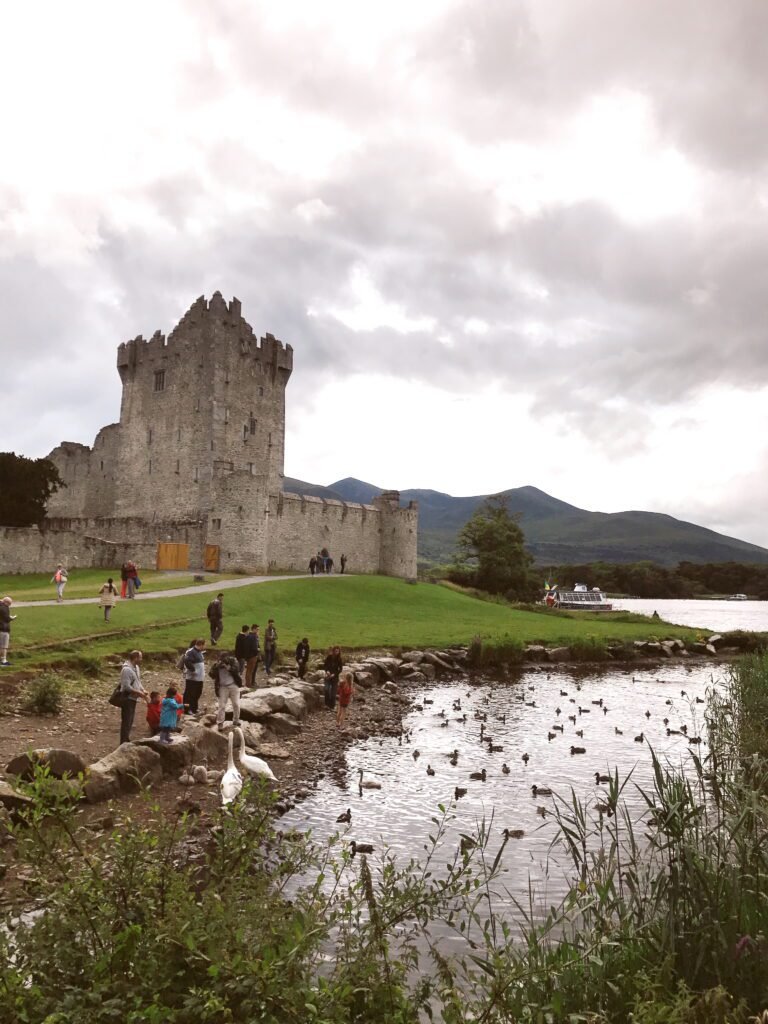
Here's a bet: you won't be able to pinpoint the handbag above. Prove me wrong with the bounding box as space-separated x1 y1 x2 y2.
108 685 125 708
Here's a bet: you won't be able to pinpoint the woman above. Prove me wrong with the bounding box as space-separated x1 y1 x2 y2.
98 578 118 622
323 645 343 710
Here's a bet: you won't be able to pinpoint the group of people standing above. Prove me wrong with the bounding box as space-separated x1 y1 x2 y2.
308 551 347 575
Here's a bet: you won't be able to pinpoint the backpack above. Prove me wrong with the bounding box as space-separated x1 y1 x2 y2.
177 648 195 672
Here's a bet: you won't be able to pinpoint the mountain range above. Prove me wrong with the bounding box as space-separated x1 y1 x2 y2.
283 477 768 568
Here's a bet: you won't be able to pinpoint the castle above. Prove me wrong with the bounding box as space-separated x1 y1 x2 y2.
2 293 418 577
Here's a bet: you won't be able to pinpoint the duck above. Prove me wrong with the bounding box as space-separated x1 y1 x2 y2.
547 732 557 742
645 710 651 719
459 834 477 854
502 828 525 839
634 733 644 743
568 715 577 724
594 801 614 817
570 746 586 755
559 689 568 697
220 731 243 806
234 728 276 780
489 744 504 753
350 840 374 857
521 753 530 764
575 729 584 738
454 786 467 800
426 764 435 776
501 763 511 775
614 727 623 736
536 805 548 817
695 696 705 704
555 707 562 716
448 749 459 766
412 749 420 760
336 807 352 824
358 768 382 790
531 784 552 797
552 724 564 733
594 772 611 784
424 698 434 705
688 736 702 745
578 707 591 715
469 768 487 781
591 699 603 707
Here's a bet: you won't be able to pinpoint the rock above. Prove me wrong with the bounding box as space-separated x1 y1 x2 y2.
83 744 163 804
705 643 717 655
658 643 674 658
5 748 87 781
240 722 267 748
181 723 229 766
238 695 273 722
419 663 436 680
382 681 398 695
0 779 32 814
256 742 291 760
353 670 376 689
288 681 322 708
524 645 547 661
176 796 202 815
633 641 647 650
365 657 401 680
421 651 456 672
547 647 571 663
135 736 194 772
644 643 663 655
263 713 302 737
401 651 425 664
401 671 427 684
708 634 723 647
242 686 307 720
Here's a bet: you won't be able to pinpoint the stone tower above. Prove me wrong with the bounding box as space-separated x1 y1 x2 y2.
113 292 292 520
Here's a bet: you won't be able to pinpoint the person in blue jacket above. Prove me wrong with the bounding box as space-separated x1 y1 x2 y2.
159 687 186 744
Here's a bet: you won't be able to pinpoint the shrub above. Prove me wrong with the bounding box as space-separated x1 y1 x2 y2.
21 674 64 715
467 634 525 667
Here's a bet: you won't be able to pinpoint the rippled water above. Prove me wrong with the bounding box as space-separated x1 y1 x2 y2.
282 663 722 924
613 597 768 632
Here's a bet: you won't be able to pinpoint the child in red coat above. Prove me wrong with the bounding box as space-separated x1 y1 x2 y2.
146 691 161 735
336 671 354 728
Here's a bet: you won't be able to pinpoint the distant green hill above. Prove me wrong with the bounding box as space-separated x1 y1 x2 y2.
283 477 768 568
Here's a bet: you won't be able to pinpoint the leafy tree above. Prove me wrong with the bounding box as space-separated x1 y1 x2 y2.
0 452 64 526
452 493 539 600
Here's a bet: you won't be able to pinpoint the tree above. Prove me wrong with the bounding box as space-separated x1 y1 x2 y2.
452 494 539 600
0 452 64 527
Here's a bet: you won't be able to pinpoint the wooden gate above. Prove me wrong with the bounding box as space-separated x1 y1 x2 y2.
156 542 189 571
204 544 221 571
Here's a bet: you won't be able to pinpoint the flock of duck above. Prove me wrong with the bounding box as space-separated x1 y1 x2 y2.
334 672 707 846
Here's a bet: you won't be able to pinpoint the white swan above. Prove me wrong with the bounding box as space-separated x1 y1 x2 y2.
220 730 243 805
234 727 277 781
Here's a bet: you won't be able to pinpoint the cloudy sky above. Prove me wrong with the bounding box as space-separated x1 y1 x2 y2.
3 0 768 546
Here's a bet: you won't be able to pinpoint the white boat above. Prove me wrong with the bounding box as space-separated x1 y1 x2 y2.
727 593 748 601
544 583 613 612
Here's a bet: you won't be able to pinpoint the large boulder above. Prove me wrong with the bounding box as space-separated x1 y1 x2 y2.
422 651 457 672
245 686 308 720
524 645 547 662
135 735 194 772
0 779 32 814
83 744 163 804
240 722 267 749
547 647 571 663
353 670 376 690
6 748 87 781
401 651 425 664
287 681 322 708
257 742 291 760
263 713 302 737
182 722 230 765
238 695 274 722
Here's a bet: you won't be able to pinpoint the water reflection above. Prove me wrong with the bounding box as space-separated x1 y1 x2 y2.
613 597 768 632
281 663 721 921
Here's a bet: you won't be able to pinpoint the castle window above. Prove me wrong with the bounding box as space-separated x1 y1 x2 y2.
177 428 181 441
148 428 153 445
224 407 229 424
195 398 200 412
243 424 248 441
153 370 165 392
259 386 264 396
249 414 256 435
100 460 104 471
175 459 180 474
193 467 199 483
149 459 152 474
212 518 222 530
247 462 253 474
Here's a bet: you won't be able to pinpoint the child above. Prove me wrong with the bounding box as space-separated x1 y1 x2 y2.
336 671 354 728
174 688 185 730
159 687 185 744
146 691 161 735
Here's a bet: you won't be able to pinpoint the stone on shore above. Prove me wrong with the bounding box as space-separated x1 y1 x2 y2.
263 712 302 737
84 744 163 803
183 722 230 765
6 748 87 781
547 647 571 663
0 779 33 814
135 735 194 772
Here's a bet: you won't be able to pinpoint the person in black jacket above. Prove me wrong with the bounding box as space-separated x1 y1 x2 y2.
0 596 16 667
234 624 250 674
323 645 343 709
295 637 310 679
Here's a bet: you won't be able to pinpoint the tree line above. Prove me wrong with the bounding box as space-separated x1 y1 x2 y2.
542 559 768 599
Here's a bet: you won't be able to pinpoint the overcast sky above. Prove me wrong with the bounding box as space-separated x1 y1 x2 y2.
2 1 768 546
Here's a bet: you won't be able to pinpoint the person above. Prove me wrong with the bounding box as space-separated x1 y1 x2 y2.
174 687 185 729
327 556 334 574
207 593 224 645
146 691 162 735
118 650 148 745
243 624 260 687
323 646 343 710
0 596 16 667
98 578 118 622
340 554 347 575
295 637 310 680
210 651 242 732
182 638 206 715
51 563 68 603
125 561 139 599
336 671 354 728
316 550 325 574
234 624 250 675
309 556 317 576
120 562 129 599
159 687 186 744
263 619 278 676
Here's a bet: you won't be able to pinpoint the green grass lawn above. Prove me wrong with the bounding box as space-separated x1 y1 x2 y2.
0 568 240 602
3 576 702 670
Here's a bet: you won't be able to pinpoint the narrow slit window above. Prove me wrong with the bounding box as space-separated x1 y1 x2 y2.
153 370 165 392
249 414 256 435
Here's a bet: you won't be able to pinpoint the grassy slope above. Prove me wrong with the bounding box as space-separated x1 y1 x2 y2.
6 576 701 669
0 569 238 602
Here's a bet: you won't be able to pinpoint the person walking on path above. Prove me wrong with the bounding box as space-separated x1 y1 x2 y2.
336 670 354 728
340 554 347 574
125 561 139 599
120 562 129 599
263 619 278 676
159 687 186 744
207 593 224 646
244 624 260 688
234 624 250 674
98 578 118 622
295 637 310 679
309 556 317 576
51 564 68 603
0 596 16 667
182 639 206 715
118 650 148 745
210 651 242 731
323 646 343 710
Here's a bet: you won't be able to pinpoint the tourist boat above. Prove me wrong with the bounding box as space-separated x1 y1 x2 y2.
544 583 613 612
727 593 748 601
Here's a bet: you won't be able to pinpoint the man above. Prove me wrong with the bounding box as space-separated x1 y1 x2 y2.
295 637 310 680
234 624 250 674
340 554 347 575
308 556 317 576
243 624 260 687
210 650 242 732
0 596 16 667
206 592 224 645
182 638 207 715
118 650 148 745
263 619 278 676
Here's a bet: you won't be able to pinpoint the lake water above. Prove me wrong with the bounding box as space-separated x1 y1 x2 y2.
612 597 768 632
281 662 720 931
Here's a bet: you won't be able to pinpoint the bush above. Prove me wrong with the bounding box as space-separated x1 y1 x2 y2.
21 674 64 715
568 636 611 662
466 634 525 667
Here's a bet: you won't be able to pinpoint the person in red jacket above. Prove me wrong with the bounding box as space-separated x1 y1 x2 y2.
146 691 161 735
